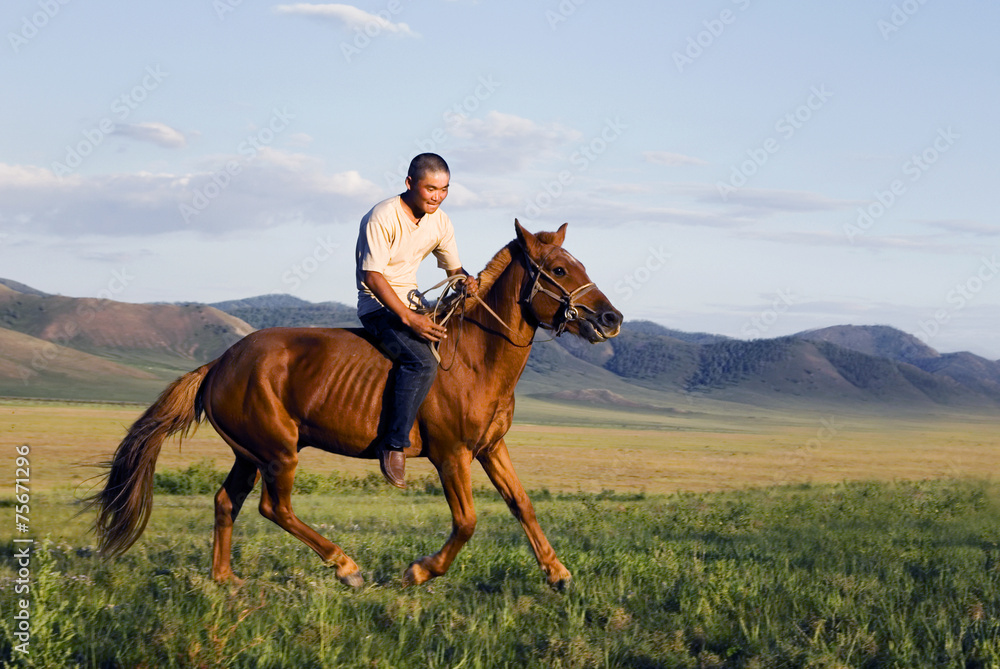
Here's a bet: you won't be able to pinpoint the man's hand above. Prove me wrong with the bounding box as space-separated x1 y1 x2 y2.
404 311 448 343
447 268 478 297
365 269 447 342
461 274 479 297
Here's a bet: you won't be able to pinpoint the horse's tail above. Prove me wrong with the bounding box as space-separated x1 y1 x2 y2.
89 361 216 557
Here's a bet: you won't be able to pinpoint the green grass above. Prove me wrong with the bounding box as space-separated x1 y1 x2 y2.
3 477 1000 668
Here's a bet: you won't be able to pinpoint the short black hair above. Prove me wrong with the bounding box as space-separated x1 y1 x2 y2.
407 153 450 182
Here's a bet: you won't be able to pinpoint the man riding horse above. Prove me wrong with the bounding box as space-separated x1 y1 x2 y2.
355 153 478 488
91 156 623 589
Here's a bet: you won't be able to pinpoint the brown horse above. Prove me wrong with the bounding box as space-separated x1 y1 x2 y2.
91 221 623 589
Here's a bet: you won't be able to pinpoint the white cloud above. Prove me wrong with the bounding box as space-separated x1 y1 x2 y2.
450 111 579 146
436 181 481 208
925 219 1000 237
274 3 417 36
703 187 860 213
555 197 748 229
448 111 582 173
286 132 315 147
0 153 382 236
643 151 708 167
113 122 188 148
0 162 66 190
733 229 982 255
77 248 157 263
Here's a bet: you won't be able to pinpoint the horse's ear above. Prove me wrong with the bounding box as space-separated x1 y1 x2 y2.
552 222 568 247
514 219 543 257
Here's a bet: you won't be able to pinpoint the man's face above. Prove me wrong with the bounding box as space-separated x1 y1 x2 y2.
405 171 449 217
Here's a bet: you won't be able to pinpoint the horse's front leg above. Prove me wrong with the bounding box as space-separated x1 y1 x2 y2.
402 448 476 587
477 438 571 589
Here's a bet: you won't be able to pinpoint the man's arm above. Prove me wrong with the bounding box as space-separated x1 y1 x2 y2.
363 270 447 343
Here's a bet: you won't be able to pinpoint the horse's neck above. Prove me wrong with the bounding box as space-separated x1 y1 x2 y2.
459 260 537 387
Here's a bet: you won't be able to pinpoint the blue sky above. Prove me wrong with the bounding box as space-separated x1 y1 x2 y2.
2 0 998 358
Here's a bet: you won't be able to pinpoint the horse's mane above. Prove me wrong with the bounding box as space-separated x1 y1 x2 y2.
475 231 561 297
475 242 516 297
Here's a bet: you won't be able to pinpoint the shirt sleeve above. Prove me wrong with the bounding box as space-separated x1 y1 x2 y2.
359 210 395 274
433 213 463 271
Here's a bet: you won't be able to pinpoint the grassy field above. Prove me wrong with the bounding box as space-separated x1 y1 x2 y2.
2 398 999 667
2 480 1000 668
2 397 998 494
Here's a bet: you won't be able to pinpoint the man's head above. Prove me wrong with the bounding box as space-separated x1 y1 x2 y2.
407 153 449 182
404 153 450 217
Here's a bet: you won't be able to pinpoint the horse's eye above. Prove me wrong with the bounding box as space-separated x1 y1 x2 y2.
553 267 567 277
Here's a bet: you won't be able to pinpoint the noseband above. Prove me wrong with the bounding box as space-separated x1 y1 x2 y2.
518 244 597 336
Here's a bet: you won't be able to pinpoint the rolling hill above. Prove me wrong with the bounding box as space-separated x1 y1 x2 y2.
0 290 252 362
0 278 50 297
0 283 253 400
1 278 998 412
796 324 938 364
797 325 1000 403
205 294 360 329
582 326 997 409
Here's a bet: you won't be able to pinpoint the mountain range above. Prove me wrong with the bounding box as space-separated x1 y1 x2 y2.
1 280 998 413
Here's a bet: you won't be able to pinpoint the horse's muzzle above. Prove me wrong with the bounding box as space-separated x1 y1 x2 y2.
579 308 623 343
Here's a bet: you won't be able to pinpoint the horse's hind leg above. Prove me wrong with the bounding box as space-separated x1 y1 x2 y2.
212 456 259 583
258 456 363 588
478 439 572 589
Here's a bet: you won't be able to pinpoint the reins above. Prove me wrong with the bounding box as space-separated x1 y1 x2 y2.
414 274 469 368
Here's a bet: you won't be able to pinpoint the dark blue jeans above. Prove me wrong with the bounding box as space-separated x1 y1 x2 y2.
360 308 439 451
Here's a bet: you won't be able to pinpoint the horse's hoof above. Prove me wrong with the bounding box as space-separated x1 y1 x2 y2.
213 571 245 587
548 572 573 592
339 571 364 588
550 577 572 592
402 561 432 587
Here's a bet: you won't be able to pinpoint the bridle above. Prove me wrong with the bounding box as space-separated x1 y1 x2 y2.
421 241 599 362
517 243 597 337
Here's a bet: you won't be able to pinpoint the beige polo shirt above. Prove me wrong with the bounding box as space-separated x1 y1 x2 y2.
355 195 463 317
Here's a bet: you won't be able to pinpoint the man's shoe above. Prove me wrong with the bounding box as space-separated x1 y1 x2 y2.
379 448 407 489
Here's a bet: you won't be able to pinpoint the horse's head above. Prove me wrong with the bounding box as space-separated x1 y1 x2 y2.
514 220 623 343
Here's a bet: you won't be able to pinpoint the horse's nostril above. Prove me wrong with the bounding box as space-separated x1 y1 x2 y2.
600 310 622 328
